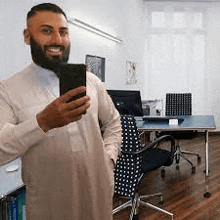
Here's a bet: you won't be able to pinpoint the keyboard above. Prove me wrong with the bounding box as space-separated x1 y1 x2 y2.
142 116 184 123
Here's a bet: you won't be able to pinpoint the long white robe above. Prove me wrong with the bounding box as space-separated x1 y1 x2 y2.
0 63 121 220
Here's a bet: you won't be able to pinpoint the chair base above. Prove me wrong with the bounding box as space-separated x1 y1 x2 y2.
174 141 201 173
113 192 174 220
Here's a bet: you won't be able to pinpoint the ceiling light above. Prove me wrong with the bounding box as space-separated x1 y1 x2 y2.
68 18 123 44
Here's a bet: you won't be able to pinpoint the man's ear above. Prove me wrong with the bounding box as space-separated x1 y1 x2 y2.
23 29 30 45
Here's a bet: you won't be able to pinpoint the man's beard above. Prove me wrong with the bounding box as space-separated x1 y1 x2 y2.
29 36 70 75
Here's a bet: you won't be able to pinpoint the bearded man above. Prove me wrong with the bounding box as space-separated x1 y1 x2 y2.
0 3 121 220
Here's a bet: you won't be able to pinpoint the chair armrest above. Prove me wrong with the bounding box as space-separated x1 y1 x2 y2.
122 135 176 156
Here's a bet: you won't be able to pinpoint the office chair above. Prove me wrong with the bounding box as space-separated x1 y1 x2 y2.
160 93 201 173
113 115 176 220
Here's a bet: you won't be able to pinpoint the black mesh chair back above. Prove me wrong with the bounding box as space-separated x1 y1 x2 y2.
114 115 143 198
166 93 192 116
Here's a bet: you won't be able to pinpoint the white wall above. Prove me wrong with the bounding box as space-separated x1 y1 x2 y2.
0 0 145 92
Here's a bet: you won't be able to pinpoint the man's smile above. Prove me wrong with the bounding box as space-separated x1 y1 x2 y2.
46 46 63 56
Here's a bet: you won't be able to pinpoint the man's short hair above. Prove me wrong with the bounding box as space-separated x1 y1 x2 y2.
27 3 67 21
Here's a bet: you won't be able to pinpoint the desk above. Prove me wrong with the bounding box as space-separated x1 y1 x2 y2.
0 157 24 219
0 157 23 198
136 115 216 198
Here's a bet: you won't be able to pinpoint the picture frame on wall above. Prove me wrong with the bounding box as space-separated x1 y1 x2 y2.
85 55 105 82
126 60 137 85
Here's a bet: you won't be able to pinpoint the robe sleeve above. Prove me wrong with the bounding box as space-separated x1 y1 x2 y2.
0 82 47 166
97 81 122 165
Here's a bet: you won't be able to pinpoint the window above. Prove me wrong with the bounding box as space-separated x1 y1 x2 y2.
145 5 206 114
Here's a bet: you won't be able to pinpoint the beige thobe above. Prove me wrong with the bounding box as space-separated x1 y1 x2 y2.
0 63 121 220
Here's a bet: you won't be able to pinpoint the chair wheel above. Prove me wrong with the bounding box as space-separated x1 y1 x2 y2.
158 200 164 205
204 191 211 198
161 169 165 178
197 156 201 163
132 214 139 220
176 165 179 170
192 166 196 174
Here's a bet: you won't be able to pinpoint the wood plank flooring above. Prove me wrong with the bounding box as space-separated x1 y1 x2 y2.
113 133 220 220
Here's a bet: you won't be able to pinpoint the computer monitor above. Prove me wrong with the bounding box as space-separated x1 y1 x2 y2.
107 90 143 116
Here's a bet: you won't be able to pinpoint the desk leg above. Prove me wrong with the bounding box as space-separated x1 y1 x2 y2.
204 130 211 198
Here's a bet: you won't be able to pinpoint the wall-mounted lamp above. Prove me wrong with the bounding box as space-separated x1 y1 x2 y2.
68 18 123 44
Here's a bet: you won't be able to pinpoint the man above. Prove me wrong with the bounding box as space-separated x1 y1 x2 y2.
0 3 121 220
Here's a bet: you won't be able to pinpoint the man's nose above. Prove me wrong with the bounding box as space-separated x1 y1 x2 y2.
50 31 62 44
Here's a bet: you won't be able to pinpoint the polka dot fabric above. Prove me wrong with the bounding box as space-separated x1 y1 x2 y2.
114 115 143 198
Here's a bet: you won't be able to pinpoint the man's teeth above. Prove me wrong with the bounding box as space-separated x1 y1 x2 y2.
48 48 61 52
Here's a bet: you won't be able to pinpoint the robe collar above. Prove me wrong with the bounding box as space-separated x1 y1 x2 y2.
30 63 59 98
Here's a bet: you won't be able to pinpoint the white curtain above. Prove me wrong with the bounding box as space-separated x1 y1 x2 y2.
143 2 220 127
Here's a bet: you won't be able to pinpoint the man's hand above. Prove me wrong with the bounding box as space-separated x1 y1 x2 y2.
36 86 90 132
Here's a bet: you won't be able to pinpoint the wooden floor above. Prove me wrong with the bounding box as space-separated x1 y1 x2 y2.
113 133 220 220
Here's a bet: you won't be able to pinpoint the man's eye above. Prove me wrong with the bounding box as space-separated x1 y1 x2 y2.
41 28 52 35
60 30 69 36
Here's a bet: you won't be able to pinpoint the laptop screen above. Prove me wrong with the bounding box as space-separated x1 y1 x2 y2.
107 90 143 116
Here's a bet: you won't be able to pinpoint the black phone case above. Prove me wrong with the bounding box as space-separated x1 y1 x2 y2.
59 64 86 102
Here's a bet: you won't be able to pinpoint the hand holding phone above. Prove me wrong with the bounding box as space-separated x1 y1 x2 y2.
37 87 90 132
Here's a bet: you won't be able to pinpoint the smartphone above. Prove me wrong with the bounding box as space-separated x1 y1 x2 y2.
59 63 86 102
